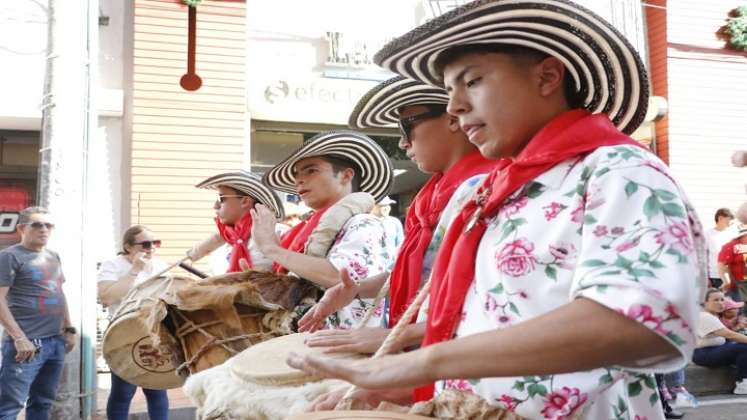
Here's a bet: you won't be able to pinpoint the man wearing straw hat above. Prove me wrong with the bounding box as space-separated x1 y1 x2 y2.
251 131 394 329
298 76 494 358
288 1 704 418
186 170 286 273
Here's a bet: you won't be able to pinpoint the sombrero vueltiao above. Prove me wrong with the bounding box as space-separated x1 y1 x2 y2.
263 131 394 203
196 170 285 220
373 0 649 135
348 76 450 130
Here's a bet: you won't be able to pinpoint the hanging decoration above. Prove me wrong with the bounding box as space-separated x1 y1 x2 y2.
180 0 202 91
726 6 747 52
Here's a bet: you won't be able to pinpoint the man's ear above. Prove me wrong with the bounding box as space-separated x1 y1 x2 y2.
536 56 566 98
240 196 256 212
340 167 355 185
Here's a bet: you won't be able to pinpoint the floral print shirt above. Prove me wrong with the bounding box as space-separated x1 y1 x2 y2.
325 213 390 329
432 145 705 420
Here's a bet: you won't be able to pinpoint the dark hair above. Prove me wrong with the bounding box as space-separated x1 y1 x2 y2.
714 208 734 223
119 225 149 256
704 288 723 303
434 44 584 109
319 156 362 192
18 206 48 225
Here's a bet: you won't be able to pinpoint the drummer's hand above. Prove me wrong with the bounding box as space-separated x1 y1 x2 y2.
298 269 360 333
305 327 390 354
250 204 281 254
287 346 433 390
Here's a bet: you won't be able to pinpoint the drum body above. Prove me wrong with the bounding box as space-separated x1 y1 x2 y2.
153 270 318 377
102 275 195 390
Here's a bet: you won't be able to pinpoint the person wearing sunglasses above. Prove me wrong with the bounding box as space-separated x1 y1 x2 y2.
0 207 75 419
96 224 169 420
186 170 287 274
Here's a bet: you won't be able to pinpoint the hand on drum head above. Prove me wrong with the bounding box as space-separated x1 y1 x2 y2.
305 327 390 354
286 346 431 390
298 268 360 333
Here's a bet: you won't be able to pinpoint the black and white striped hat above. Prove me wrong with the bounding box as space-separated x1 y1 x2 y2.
348 76 450 129
373 0 649 135
196 170 285 220
263 131 393 203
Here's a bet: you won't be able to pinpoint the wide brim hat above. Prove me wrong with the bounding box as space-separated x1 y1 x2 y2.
263 130 394 203
348 76 450 129
196 170 285 220
373 0 649 135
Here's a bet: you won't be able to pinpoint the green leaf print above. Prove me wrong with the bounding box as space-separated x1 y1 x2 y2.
600 270 622 276
489 283 505 294
596 285 609 293
468 378 480 386
643 375 657 389
594 167 611 177
631 268 656 278
624 181 638 198
526 182 545 199
654 189 677 201
527 383 548 398
582 259 606 267
638 251 651 262
649 260 665 269
599 373 614 385
583 214 598 225
614 255 634 269
508 302 520 316
628 382 643 397
662 202 686 218
643 195 662 220
649 392 659 406
512 381 526 391
666 331 686 346
545 265 557 280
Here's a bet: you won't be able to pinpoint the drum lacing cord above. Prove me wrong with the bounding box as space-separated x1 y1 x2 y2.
171 310 278 376
335 277 433 410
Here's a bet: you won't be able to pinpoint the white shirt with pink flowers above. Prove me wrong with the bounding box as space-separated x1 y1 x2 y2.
429 145 704 420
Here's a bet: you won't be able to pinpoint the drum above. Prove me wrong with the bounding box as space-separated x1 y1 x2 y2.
151 270 319 377
102 274 196 390
183 333 362 420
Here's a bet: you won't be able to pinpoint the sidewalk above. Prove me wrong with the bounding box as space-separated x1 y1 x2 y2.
94 374 196 420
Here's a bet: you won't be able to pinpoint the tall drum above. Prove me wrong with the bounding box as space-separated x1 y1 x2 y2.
102 274 195 390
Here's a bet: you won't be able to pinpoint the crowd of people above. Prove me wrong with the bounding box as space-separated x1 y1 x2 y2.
0 1 745 419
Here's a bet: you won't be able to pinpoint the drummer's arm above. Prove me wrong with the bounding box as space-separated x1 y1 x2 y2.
356 272 389 299
262 247 340 289
186 233 225 262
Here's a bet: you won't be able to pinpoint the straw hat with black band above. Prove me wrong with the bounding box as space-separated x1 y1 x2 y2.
373 0 649 135
196 170 285 220
348 76 450 130
263 130 394 204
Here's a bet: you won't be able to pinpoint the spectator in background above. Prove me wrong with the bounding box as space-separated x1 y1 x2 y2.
720 297 747 333
717 225 747 304
0 207 76 420
97 225 169 420
371 196 404 268
706 208 736 288
693 288 747 394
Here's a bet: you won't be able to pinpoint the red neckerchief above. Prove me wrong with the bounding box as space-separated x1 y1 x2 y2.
273 206 331 274
215 212 253 273
414 110 643 401
388 151 496 327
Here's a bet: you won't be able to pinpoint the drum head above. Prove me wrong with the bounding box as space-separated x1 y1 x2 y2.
229 332 363 386
286 411 432 420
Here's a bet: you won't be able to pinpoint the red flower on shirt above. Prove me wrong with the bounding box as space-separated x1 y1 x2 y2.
495 239 537 277
541 386 588 419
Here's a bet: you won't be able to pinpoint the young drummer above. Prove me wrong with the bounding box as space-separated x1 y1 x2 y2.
299 76 495 356
288 1 704 419
252 131 394 329
185 171 286 273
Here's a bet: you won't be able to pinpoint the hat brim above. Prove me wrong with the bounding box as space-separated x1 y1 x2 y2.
373 0 649 135
348 76 450 129
262 130 394 203
196 171 285 220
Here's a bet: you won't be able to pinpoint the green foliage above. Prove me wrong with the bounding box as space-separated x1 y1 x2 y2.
726 6 747 51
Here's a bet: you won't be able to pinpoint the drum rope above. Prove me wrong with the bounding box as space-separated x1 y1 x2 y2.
176 330 278 376
335 277 433 409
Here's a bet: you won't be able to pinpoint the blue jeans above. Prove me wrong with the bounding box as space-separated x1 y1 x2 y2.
665 368 685 388
106 372 168 420
693 341 747 380
0 335 66 420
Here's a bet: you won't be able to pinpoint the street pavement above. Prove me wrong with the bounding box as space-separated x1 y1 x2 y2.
679 395 747 420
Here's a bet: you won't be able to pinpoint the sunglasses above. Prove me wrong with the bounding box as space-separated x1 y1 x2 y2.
217 194 245 203
21 222 55 230
132 240 161 249
398 107 446 143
